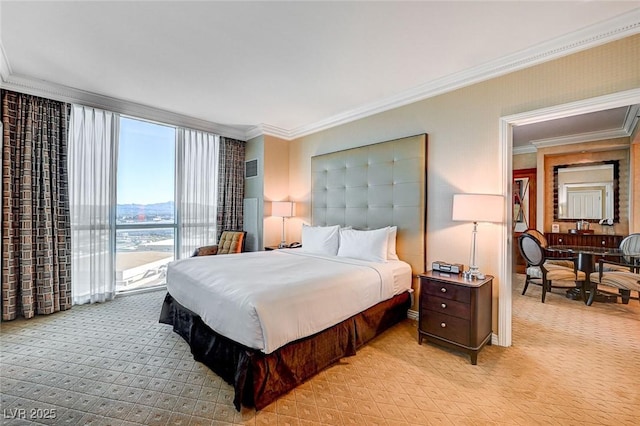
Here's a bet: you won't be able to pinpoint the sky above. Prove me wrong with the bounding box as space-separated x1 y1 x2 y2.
117 117 175 205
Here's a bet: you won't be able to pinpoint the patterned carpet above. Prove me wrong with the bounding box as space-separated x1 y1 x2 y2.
1 275 638 425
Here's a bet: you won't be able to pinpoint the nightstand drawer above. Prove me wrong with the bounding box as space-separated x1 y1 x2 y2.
423 281 471 303
423 295 470 320
423 312 469 345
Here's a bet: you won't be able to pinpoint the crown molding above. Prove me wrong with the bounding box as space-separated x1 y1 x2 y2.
512 145 537 155
2 8 639 142
284 8 640 140
0 73 248 141
623 104 640 134
245 123 291 141
531 128 631 149
244 126 264 141
508 89 640 129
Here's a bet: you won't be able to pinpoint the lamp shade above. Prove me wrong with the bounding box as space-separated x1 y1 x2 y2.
272 201 295 218
452 194 504 223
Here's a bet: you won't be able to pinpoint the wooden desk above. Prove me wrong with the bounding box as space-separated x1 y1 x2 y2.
545 233 623 249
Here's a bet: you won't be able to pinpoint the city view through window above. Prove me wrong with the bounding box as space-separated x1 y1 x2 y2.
116 118 176 292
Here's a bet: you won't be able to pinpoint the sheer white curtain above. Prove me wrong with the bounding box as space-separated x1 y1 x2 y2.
68 105 117 304
178 129 220 258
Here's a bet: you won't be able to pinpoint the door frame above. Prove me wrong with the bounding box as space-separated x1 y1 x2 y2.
498 87 640 347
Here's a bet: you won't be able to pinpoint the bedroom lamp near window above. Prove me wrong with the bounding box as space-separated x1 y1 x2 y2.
452 194 504 278
272 201 296 248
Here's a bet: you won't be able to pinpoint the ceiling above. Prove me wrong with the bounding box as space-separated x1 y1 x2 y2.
1 1 639 141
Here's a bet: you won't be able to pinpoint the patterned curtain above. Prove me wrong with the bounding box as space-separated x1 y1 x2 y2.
216 137 245 239
1 90 72 320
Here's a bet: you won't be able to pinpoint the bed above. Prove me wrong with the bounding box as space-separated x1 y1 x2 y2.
159 134 427 410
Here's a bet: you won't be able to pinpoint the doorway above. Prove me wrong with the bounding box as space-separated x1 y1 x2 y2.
513 168 537 274
497 87 640 347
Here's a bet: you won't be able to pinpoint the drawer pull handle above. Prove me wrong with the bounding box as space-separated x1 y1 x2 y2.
440 322 447 328
441 303 447 309
440 288 447 293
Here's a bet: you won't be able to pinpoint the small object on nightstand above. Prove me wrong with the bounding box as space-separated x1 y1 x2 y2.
432 261 464 274
418 270 493 365
265 242 301 251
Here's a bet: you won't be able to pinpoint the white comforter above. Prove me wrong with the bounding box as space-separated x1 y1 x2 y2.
166 250 411 354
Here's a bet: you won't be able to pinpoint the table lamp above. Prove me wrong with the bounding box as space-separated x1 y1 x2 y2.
452 194 504 277
272 201 296 248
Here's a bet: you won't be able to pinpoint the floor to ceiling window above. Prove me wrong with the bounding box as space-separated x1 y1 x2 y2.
115 117 176 292
69 106 224 301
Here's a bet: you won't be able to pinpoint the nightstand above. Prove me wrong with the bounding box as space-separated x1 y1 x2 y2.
418 271 492 365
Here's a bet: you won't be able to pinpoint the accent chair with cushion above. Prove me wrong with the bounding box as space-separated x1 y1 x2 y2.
598 233 640 273
192 231 247 257
590 242 640 304
523 229 548 246
518 233 586 303
523 228 576 269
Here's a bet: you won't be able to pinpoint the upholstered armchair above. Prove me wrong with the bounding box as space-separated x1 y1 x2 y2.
591 256 640 305
598 233 640 273
518 233 586 303
192 231 246 257
523 229 576 269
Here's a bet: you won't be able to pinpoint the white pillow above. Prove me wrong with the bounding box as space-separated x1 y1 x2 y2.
339 226 398 260
338 227 389 262
387 226 399 261
300 225 340 255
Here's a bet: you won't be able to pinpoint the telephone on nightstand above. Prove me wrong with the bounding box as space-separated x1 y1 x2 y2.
287 242 302 248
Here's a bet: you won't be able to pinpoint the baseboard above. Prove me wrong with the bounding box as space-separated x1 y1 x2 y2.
492 333 499 345
116 285 167 297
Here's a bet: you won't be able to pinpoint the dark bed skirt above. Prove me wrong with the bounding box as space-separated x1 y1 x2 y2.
159 291 410 411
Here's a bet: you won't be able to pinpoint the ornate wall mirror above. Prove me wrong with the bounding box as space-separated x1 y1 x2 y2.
553 160 619 222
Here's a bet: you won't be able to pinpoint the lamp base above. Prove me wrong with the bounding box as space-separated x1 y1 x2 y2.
279 217 287 249
468 222 480 279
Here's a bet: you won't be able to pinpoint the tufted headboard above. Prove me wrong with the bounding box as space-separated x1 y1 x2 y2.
311 134 427 280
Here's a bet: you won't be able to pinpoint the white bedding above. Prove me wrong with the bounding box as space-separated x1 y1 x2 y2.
166 250 411 354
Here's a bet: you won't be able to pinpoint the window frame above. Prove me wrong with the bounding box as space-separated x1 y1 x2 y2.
113 115 180 293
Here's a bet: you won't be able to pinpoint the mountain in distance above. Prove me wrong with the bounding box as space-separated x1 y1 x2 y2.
117 201 174 219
